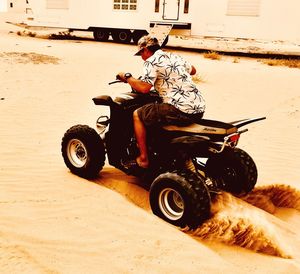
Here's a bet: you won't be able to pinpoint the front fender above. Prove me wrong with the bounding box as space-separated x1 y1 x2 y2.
93 95 115 106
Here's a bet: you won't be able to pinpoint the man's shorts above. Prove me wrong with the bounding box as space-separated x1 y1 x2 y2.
136 103 204 127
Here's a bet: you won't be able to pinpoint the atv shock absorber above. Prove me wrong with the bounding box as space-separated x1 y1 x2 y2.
186 158 207 177
185 158 219 194
185 159 196 173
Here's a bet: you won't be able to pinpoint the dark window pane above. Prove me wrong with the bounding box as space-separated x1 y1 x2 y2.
184 0 189 13
155 0 159 12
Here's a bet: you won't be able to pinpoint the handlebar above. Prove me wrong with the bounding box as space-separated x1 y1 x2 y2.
108 74 125 85
108 80 123 85
108 78 139 94
108 77 158 96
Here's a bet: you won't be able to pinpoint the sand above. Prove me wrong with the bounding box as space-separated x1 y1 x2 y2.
1 13 300 273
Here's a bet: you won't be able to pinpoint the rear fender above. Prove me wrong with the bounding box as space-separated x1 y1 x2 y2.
230 117 266 128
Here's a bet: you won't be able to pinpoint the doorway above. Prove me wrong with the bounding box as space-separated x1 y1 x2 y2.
162 0 180 20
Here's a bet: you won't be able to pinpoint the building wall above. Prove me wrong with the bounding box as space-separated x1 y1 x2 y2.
0 0 7 12
28 0 154 30
25 0 300 43
189 0 300 43
7 0 28 13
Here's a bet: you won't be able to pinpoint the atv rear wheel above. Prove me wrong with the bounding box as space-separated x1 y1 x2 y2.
61 125 105 179
149 170 211 229
205 147 257 195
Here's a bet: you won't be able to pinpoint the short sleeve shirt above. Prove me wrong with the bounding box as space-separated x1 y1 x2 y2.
141 49 205 114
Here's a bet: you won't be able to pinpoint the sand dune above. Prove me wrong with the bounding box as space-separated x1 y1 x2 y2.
1 14 300 273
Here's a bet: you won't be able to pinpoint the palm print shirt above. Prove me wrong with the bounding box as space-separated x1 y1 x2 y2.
141 49 205 114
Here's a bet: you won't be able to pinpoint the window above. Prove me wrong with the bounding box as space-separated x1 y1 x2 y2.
113 0 137 11
227 0 260 17
155 0 159 12
184 0 189 13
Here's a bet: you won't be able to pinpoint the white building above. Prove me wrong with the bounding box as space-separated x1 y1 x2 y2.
4 0 29 13
13 0 300 44
0 0 7 12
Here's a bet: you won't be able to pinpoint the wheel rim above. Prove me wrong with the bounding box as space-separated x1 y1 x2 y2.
158 188 184 221
95 30 108 41
67 139 87 168
222 166 238 182
119 32 128 41
97 32 105 39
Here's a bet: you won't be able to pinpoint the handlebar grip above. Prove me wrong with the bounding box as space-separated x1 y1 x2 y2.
109 80 122 85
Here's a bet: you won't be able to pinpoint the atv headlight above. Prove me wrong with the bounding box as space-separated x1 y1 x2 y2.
96 115 110 134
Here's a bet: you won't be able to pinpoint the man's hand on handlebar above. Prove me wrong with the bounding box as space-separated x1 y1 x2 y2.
114 73 153 94
116 72 132 83
116 72 126 83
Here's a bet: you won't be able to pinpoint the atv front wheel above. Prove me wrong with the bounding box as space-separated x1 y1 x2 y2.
205 147 257 195
61 125 105 179
149 170 211 229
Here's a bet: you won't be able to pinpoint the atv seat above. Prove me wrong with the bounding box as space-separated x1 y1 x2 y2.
93 92 161 109
93 95 116 106
163 119 237 137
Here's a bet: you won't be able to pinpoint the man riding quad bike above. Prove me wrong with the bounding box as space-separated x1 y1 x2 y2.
61 35 265 229
61 84 265 228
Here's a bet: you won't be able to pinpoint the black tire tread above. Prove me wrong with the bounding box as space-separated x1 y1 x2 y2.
93 29 109 42
111 29 132 43
61 125 105 179
206 147 257 194
150 170 211 229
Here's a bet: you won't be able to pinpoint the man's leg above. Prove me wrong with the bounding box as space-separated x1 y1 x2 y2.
133 110 149 168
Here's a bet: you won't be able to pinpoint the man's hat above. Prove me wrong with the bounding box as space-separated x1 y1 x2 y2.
134 35 160 56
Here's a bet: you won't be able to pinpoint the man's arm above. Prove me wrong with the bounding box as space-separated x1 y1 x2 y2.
127 77 153 94
117 72 153 94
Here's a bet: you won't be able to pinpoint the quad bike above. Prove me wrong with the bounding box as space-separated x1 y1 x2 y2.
61 80 265 229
